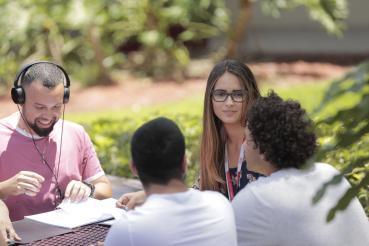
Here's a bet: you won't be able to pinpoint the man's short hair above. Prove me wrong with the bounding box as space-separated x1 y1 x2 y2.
247 91 317 169
21 63 65 88
131 117 185 186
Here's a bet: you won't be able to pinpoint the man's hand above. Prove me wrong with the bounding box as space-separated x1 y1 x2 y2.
64 180 91 202
0 217 21 243
0 201 21 242
0 171 44 198
116 190 146 210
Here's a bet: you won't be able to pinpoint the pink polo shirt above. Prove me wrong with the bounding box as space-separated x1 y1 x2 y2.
0 113 105 221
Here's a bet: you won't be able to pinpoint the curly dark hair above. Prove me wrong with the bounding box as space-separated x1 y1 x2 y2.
247 91 317 169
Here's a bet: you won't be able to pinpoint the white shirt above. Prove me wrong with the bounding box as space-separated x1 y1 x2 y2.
232 163 369 246
105 189 237 246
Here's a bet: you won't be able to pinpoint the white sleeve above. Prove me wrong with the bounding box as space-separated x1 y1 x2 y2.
232 188 272 246
104 218 132 246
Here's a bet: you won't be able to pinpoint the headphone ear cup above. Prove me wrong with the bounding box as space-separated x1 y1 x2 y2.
63 87 70 104
11 87 25 104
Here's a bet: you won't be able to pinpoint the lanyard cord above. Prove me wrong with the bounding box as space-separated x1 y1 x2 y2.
224 142 244 201
17 105 65 202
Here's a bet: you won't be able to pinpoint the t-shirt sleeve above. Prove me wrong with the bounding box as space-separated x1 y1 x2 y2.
79 128 105 182
232 187 270 245
104 218 132 246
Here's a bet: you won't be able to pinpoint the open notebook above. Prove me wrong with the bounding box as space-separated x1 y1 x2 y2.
25 198 126 229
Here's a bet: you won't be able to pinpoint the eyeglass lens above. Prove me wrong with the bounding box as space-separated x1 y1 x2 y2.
212 89 246 102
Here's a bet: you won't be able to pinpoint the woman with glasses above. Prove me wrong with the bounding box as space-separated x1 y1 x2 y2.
193 59 261 200
116 60 262 209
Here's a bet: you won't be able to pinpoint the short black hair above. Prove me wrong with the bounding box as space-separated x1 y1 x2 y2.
21 63 65 88
247 91 317 169
131 117 185 186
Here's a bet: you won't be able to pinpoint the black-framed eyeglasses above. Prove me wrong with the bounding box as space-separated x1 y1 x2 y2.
212 89 247 103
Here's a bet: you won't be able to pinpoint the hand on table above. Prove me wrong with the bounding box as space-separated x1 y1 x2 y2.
116 190 146 210
0 218 21 243
0 201 21 242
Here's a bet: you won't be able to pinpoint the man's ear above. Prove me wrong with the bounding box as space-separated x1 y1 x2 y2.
181 155 187 174
260 153 267 161
130 161 138 177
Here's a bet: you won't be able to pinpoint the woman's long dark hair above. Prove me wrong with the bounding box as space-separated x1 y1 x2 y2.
200 59 260 192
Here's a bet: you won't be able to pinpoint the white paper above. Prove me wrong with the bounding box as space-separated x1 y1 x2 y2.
25 198 126 229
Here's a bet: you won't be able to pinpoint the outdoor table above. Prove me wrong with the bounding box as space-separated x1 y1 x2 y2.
12 223 110 245
10 176 141 245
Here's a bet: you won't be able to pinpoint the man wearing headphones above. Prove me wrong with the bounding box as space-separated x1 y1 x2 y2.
0 62 112 228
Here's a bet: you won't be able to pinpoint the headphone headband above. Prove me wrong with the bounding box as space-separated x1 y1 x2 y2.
13 61 70 88
11 61 71 104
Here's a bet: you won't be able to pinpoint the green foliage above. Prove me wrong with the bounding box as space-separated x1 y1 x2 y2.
313 61 369 220
121 0 229 80
80 108 202 186
70 81 331 186
260 0 347 35
0 0 229 89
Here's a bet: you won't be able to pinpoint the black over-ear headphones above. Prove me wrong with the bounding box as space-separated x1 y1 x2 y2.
11 61 70 104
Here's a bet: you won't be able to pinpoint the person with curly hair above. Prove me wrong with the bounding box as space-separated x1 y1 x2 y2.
232 91 369 245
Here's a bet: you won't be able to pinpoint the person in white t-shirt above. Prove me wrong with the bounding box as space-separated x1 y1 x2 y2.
232 91 369 246
104 117 237 246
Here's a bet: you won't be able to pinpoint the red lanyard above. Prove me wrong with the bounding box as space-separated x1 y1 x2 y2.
224 142 244 201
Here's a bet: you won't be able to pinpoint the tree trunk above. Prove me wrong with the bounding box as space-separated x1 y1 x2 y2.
47 34 63 65
46 20 63 65
225 0 252 59
88 24 115 86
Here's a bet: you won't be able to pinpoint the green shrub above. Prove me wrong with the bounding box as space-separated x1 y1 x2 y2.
313 61 369 220
82 109 202 186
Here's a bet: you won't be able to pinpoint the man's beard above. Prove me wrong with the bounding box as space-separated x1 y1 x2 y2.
27 119 57 137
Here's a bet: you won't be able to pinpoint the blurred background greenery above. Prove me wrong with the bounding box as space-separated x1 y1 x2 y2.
0 0 348 89
0 0 367 220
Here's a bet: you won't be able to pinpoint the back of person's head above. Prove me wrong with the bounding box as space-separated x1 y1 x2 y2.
21 63 65 88
247 91 317 169
131 117 186 186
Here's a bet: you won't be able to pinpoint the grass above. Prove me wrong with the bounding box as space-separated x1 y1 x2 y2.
67 93 203 123
263 80 362 120
67 79 333 124
261 81 330 113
